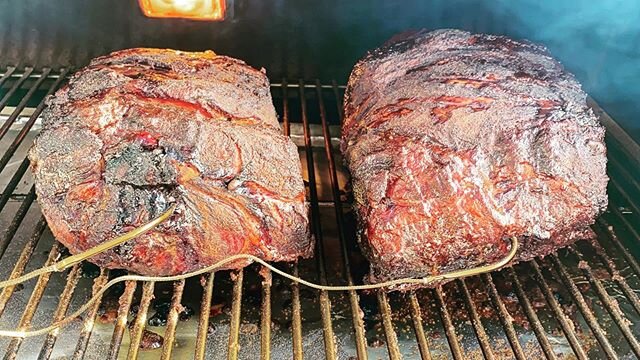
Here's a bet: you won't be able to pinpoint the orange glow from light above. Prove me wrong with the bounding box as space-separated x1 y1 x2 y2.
138 0 225 21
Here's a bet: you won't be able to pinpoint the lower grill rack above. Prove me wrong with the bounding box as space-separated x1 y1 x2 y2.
0 68 639 359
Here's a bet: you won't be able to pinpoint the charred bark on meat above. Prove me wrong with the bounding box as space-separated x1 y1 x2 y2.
29 48 312 276
342 29 608 286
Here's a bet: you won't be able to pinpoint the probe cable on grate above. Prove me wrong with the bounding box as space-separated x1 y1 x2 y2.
0 205 518 338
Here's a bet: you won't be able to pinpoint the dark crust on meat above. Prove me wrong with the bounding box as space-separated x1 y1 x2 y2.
29 48 312 276
342 29 608 286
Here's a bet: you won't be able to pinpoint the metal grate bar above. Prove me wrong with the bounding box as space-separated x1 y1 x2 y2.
609 156 640 195
434 286 463 360
0 69 69 175
127 281 155 360
271 82 347 90
5 72 64 80
607 202 640 251
318 80 368 359
160 280 185 360
609 170 640 218
290 265 303 360
0 186 36 260
591 99 640 162
611 178 640 225
0 158 31 212
298 81 328 280
597 218 640 277
37 264 82 360
0 67 33 112
315 206 337 357
592 225 640 315
547 255 618 358
107 280 137 360
3 243 61 360
298 80 337 359
408 292 433 360
227 270 244 360
570 246 640 357
528 261 588 360
280 80 302 360
194 273 214 360
506 268 557 360
609 184 640 216
0 217 46 316
458 279 495 360
0 67 50 142
480 273 526 360
260 269 272 360
72 269 109 360
0 67 17 88
377 291 401 360
281 79 291 137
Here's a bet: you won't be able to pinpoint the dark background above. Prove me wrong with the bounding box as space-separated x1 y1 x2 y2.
1 0 638 140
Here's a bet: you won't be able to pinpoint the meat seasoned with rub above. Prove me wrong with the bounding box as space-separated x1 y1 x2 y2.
342 29 608 285
29 48 311 276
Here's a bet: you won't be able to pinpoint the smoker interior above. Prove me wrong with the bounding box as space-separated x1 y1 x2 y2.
0 68 639 359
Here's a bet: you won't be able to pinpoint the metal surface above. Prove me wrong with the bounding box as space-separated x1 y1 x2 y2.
73 269 109 360
37 263 81 360
194 273 214 360
319 81 368 360
434 286 464 360
159 280 184 360
481 273 526 360
127 281 155 360
107 281 136 360
408 292 432 360
259 269 271 360
457 279 494 360
227 270 243 360
0 69 638 359
298 80 338 360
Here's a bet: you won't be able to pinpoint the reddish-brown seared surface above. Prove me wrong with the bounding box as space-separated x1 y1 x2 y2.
29 48 311 276
342 30 608 285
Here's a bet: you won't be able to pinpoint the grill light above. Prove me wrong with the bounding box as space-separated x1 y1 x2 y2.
138 0 225 21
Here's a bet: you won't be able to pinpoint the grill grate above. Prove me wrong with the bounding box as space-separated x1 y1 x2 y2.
0 68 639 359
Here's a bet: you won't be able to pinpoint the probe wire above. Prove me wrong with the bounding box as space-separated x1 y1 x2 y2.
0 206 518 338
